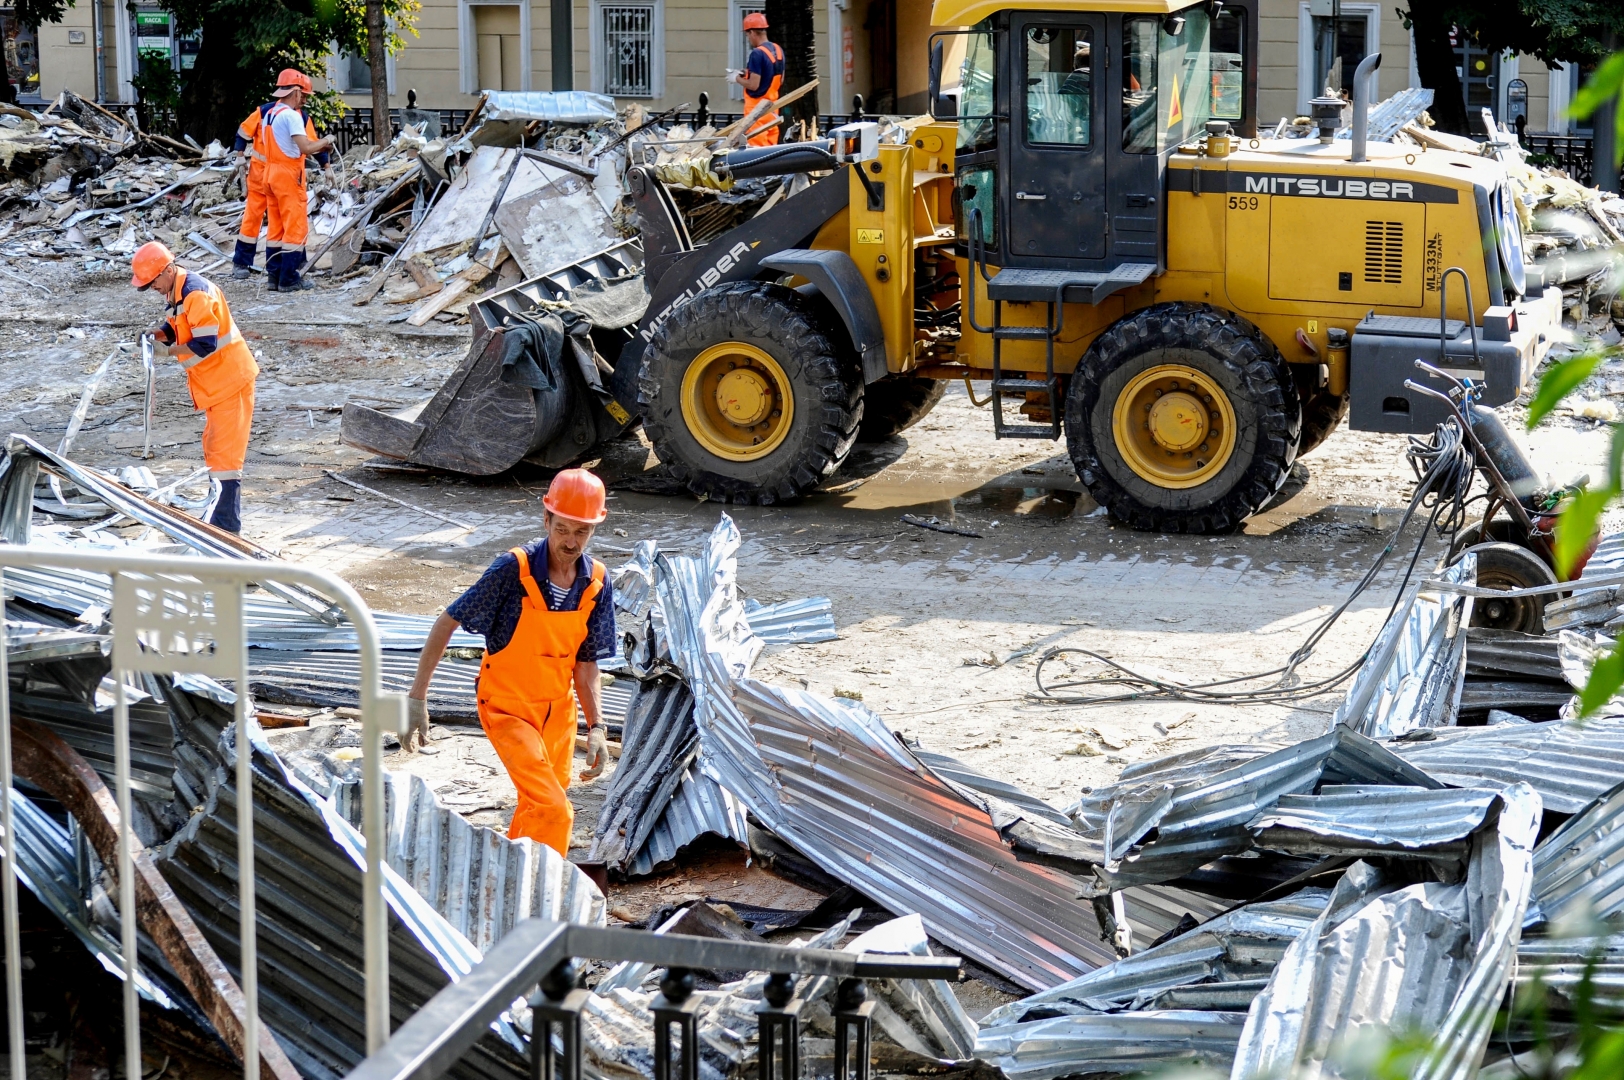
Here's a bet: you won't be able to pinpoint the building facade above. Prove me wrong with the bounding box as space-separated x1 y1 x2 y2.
2 0 1600 141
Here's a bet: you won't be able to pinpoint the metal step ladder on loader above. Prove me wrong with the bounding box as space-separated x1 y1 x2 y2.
966 210 1156 439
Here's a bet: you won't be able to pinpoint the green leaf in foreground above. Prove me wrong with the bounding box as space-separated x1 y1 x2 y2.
1579 638 1624 718
1555 487 1613 581
1527 352 1603 430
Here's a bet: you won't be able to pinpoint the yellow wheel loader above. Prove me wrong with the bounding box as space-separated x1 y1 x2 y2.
344 0 1562 532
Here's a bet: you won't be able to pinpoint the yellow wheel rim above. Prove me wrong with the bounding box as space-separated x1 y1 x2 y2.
1111 364 1237 489
680 342 795 461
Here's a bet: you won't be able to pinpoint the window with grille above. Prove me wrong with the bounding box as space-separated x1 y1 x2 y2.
1364 220 1403 284
600 3 656 97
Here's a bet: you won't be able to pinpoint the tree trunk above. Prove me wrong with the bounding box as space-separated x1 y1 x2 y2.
1595 30 1620 193
1404 2 1469 135
366 0 390 147
178 8 263 143
764 0 817 131
0 29 16 105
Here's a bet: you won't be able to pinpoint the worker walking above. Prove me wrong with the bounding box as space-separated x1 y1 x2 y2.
407 470 616 856
132 241 259 534
231 95 331 280
728 12 784 147
261 69 335 292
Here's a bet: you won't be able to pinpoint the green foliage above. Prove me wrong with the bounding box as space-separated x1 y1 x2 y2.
1570 51 1624 169
130 51 182 111
303 87 349 133
163 0 420 83
1399 1 1624 70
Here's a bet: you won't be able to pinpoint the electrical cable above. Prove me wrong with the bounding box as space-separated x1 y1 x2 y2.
1033 418 1479 708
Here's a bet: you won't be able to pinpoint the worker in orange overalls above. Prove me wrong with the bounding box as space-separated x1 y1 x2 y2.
132 241 259 534
232 96 331 279
408 470 615 856
261 69 335 292
728 12 784 147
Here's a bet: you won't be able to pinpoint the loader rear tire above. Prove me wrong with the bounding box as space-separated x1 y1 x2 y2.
1067 303 1301 533
1296 388 1349 457
639 282 863 504
857 375 948 441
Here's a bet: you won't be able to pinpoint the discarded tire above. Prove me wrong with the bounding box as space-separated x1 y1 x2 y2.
857 375 948 441
639 282 863 504
1067 303 1302 533
1465 540 1558 634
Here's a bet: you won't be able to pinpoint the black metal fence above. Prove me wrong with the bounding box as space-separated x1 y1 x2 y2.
332 108 477 153
1520 133 1609 186
343 919 959 1080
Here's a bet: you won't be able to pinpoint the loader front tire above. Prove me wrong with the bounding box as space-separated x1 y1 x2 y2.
857 375 948 441
640 282 863 504
1296 387 1349 457
1067 303 1301 533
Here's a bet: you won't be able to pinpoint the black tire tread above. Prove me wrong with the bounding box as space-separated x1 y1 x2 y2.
1297 387 1349 457
1066 302 1301 533
857 375 948 441
638 281 863 504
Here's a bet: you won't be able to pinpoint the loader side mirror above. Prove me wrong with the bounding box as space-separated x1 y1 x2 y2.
929 38 955 119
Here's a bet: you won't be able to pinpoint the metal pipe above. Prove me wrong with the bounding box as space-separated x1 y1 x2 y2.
0 570 22 1080
113 664 141 1080
1350 52 1382 163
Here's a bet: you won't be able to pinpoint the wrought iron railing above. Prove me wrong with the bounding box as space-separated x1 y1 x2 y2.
1520 132 1602 186
333 108 477 153
342 918 961 1080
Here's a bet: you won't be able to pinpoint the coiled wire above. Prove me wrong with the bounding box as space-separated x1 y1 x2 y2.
1033 418 1478 707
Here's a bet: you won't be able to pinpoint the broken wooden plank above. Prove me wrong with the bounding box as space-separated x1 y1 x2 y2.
406 238 506 326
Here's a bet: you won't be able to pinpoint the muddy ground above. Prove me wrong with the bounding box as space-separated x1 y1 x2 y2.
2 260 1617 1016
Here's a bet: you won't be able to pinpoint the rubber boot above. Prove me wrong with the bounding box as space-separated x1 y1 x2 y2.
207 478 242 533
281 250 310 291
232 239 257 279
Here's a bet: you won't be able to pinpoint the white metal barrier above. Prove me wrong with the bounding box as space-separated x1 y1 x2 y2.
0 548 405 1079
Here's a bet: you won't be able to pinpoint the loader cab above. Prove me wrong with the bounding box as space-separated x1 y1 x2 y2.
938 0 1257 275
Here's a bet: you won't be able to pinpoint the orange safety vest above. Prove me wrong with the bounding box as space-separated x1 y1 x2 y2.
744 41 785 147
166 268 258 411
477 550 606 713
239 104 318 187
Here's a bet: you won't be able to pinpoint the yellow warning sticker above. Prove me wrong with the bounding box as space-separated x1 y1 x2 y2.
605 400 631 424
1168 72 1184 127
857 229 884 244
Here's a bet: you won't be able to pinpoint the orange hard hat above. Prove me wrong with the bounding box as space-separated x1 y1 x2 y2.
743 12 768 30
272 68 312 97
131 241 174 289
543 468 608 524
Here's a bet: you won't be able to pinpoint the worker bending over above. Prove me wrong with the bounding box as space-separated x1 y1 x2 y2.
408 470 615 856
728 12 784 147
261 69 335 292
232 93 330 280
132 241 259 534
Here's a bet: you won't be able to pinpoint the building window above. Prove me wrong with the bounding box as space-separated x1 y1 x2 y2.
727 0 764 102
591 0 662 99
1296 2 1378 117
0 11 40 100
459 0 531 96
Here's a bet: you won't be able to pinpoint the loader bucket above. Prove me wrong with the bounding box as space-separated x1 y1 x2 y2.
340 240 645 476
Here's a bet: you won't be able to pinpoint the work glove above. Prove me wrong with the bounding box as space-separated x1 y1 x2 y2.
581 725 609 779
405 696 431 753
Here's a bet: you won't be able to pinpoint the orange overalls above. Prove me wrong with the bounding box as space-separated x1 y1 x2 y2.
745 41 785 147
164 268 259 478
477 549 606 855
262 102 310 288
235 105 318 272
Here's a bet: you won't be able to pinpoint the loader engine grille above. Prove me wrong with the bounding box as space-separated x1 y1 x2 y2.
1364 220 1404 284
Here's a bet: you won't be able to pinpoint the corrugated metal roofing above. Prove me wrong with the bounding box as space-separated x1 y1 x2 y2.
976 1010 1249 1080
660 516 1122 991
1529 778 1624 927
1390 716 1624 814
1248 784 1504 858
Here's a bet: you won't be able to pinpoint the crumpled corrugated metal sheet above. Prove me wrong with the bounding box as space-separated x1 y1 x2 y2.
656 516 1121 991
1331 555 1475 739
628 766 750 877
742 596 839 645
1248 784 1503 859
978 888 1332 1028
159 702 531 1080
1389 715 1624 814
977 1010 1250 1080
314 767 605 954
1230 783 1541 1080
1514 933 1624 1009
1528 777 1624 927
1078 727 1440 892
